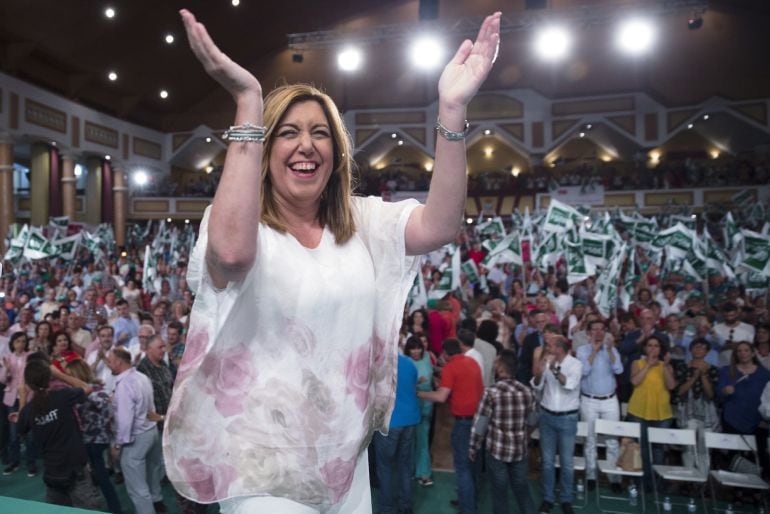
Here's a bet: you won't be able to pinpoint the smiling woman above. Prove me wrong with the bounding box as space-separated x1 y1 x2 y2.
164 8 502 514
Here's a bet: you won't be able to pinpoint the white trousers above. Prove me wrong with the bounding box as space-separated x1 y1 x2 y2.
580 396 621 482
219 449 372 514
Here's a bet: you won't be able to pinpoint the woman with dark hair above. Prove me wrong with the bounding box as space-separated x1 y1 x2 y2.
718 340 770 478
48 331 81 373
31 320 53 355
65 359 123 514
672 338 718 469
407 309 429 337
1 332 33 475
16 359 102 509
627 335 677 490
404 336 434 486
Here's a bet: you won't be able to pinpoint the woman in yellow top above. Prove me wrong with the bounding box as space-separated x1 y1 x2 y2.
627 336 677 491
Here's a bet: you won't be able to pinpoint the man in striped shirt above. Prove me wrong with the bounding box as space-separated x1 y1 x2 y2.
469 350 536 514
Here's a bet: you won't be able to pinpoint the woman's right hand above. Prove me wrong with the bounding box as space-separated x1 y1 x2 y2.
180 9 262 103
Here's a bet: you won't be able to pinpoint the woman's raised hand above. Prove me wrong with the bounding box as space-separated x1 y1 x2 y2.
438 12 502 111
179 9 262 103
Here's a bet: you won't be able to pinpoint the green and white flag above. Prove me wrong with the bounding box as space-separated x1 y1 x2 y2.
619 246 637 311
741 229 770 258
482 232 523 267
724 212 741 251
52 234 81 261
142 245 157 293
651 223 693 259
476 216 506 238
461 259 480 285
581 230 614 271
534 231 560 272
669 214 697 231
48 216 70 229
543 199 582 234
565 238 590 285
23 228 52 260
3 224 29 261
594 243 626 318
408 273 429 313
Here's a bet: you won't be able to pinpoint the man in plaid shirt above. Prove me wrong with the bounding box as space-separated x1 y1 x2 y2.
469 349 536 514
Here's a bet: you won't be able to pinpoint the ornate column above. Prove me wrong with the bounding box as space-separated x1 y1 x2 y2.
0 134 14 254
112 162 128 247
84 157 102 225
60 152 78 221
29 142 51 226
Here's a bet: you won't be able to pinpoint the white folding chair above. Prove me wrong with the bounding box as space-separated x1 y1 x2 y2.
648 427 708 514
595 419 645 514
704 431 769 513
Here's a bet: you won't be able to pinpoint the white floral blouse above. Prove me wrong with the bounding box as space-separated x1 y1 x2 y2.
163 196 419 510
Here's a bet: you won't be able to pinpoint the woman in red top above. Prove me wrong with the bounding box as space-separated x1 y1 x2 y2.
48 332 81 373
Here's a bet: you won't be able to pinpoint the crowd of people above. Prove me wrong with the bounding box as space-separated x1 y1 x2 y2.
351 156 769 197
382 240 770 514
0 254 202 513
2 213 770 513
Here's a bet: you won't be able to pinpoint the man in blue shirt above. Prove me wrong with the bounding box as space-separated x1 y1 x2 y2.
577 320 624 493
373 353 420 514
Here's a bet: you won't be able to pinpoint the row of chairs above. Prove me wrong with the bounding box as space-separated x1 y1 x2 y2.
533 419 769 514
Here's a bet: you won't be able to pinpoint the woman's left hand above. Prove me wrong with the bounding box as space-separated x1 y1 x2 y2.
438 12 502 111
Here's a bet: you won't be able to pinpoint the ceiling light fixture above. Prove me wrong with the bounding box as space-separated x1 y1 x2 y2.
165 34 175 44
483 129 492 135
337 47 362 72
410 35 445 70
108 71 118 81
104 7 116 19
133 170 148 186
105 155 111 160
616 18 656 56
231 0 240 6
205 137 212 143
534 26 571 62
159 90 169 99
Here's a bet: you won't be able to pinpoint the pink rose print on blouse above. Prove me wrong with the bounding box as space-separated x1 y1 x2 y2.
285 320 317 357
176 327 209 382
200 342 257 417
178 458 237 502
344 345 370 412
372 334 387 371
320 456 356 504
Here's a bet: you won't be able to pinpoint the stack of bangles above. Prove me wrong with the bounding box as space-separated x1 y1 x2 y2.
222 122 266 143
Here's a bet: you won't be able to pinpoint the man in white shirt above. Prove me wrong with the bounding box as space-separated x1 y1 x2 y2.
713 302 755 366
458 329 485 380
550 279 573 325
531 331 582 514
86 324 117 394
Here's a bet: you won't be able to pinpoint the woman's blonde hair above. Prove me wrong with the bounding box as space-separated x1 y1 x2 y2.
260 84 356 245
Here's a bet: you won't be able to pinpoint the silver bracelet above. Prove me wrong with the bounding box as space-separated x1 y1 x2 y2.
435 118 470 141
222 122 266 143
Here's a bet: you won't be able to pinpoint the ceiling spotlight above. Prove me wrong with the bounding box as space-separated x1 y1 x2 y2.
205 165 214 173
616 18 656 56
159 90 169 99
50 141 57 146
164 34 175 44
185 219 190 224
687 123 694 129
108 71 118 81
337 47 362 72
586 124 593 130
397 140 404 146
231 0 240 6
105 155 111 160
703 114 710 120
579 132 585 138
390 133 398 139
104 7 116 19
483 129 492 135
410 35 445 70
466 218 473 224
74 166 83 178
534 26 571 62
133 170 148 186
205 137 212 143
166 217 172 223
688 16 703 30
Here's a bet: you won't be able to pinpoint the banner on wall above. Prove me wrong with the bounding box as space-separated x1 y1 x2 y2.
550 185 605 206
